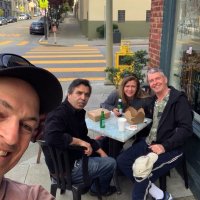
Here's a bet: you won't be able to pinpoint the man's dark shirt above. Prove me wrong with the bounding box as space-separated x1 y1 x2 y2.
44 100 100 171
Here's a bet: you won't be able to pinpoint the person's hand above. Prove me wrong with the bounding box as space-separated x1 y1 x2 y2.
79 140 93 156
96 148 108 157
113 108 121 117
149 144 165 155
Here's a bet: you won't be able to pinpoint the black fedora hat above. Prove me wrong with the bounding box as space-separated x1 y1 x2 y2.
0 53 63 114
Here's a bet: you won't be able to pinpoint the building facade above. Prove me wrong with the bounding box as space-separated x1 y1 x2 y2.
0 0 38 17
149 0 200 198
0 0 11 17
12 0 36 17
75 0 151 40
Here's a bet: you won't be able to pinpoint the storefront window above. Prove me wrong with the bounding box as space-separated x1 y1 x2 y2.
170 0 200 116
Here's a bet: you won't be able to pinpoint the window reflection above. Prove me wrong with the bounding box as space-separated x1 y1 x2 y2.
170 0 200 115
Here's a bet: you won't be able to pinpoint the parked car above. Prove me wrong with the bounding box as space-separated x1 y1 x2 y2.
18 14 28 20
25 14 32 19
7 16 17 23
39 16 51 29
0 17 7 25
33 12 41 17
30 21 44 34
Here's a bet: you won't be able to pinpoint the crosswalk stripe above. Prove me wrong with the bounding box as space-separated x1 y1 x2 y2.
24 54 103 58
17 41 29 46
0 41 12 45
30 48 98 51
58 77 105 82
0 40 28 46
25 45 106 82
0 34 20 37
39 40 48 44
31 60 106 64
44 67 105 72
25 51 100 54
73 45 89 47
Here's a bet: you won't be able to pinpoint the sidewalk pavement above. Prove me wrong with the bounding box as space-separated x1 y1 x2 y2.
5 15 196 200
39 14 149 47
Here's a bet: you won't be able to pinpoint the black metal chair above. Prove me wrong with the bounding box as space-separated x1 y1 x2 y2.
37 140 102 200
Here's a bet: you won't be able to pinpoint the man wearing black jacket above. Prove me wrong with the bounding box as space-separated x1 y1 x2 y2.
44 78 116 196
117 67 193 200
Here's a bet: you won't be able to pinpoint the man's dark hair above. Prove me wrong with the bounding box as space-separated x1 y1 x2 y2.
68 78 92 96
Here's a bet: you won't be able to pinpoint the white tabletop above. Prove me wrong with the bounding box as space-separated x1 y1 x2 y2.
86 112 152 143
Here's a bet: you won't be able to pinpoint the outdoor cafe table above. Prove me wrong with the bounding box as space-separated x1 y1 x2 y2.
86 113 152 158
86 113 152 193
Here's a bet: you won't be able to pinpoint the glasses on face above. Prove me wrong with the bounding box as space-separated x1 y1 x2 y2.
0 53 34 68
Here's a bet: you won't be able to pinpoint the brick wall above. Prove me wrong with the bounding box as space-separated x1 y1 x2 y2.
149 0 164 67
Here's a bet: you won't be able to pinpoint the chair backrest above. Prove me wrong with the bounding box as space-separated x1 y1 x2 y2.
48 145 72 190
37 140 90 190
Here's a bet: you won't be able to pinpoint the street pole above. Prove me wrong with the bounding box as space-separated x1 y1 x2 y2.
44 8 47 40
105 0 113 84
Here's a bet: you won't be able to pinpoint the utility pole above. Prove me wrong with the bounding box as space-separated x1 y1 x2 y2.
105 0 113 84
39 0 48 40
44 8 47 40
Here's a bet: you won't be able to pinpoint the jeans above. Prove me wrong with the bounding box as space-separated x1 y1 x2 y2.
71 156 116 194
117 139 183 200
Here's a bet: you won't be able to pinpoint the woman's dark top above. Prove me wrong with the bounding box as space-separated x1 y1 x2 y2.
100 90 153 118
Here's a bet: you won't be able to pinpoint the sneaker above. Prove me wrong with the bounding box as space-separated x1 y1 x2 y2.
89 186 117 197
163 191 173 200
156 191 173 200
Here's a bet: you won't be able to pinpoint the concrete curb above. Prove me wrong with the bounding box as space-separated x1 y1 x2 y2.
38 36 149 47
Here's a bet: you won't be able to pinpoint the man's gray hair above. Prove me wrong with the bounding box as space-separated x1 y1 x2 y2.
147 67 165 76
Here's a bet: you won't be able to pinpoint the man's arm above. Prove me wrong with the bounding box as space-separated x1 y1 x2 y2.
71 137 107 157
100 90 118 111
70 137 93 156
156 95 193 152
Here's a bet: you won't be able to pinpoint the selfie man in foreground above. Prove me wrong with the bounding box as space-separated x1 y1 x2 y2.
0 53 63 199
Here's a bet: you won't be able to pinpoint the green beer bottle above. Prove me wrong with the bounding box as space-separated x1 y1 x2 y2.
100 110 105 128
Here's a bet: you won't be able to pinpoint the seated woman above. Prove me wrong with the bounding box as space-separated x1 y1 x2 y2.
101 75 153 117
98 75 153 155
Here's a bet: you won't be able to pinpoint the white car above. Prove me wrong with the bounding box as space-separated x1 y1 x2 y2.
0 17 7 25
18 14 28 20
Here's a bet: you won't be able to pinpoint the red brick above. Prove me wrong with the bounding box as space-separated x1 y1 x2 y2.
149 0 163 66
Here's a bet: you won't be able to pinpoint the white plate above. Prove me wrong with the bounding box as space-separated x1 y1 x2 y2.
126 125 137 131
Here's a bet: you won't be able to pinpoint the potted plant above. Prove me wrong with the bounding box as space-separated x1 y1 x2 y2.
96 24 118 38
105 50 148 88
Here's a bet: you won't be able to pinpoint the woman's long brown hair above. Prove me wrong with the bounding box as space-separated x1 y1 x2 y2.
119 75 149 107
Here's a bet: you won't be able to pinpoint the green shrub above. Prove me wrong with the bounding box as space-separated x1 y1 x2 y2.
0 8 4 17
96 24 118 38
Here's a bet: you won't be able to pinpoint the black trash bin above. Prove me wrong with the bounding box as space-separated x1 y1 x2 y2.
113 29 121 43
